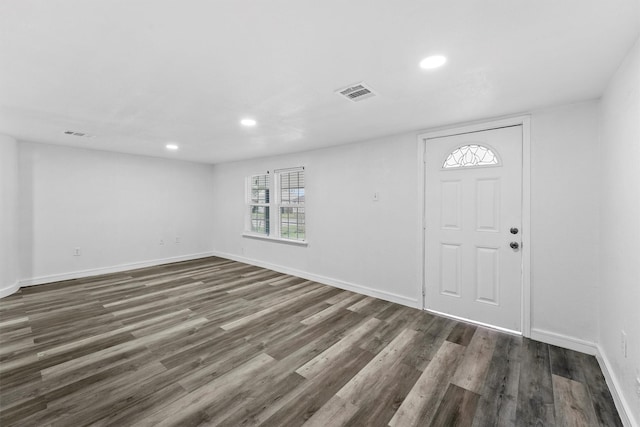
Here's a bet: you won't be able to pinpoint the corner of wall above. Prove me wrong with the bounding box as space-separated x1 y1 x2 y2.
596 35 640 427
596 345 638 427
529 328 597 355
0 134 20 299
0 281 20 299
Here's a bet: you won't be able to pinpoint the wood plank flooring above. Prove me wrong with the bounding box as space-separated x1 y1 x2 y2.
0 256 622 426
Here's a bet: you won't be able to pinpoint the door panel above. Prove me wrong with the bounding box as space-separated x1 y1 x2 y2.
424 126 523 331
441 180 461 229
476 179 500 232
476 246 499 304
440 244 461 297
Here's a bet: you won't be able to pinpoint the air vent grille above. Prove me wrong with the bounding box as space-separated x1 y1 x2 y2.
64 130 94 138
335 82 377 102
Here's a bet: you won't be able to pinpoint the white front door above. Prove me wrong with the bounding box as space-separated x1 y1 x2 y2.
424 125 523 332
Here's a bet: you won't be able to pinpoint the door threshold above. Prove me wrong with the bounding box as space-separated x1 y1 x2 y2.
424 308 522 336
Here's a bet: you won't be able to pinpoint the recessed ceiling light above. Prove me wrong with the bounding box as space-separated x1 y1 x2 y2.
166 144 179 150
420 55 447 70
240 118 257 127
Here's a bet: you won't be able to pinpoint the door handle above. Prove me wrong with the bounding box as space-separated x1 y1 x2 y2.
510 242 519 250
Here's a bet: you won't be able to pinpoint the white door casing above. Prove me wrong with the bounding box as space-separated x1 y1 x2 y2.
423 125 524 332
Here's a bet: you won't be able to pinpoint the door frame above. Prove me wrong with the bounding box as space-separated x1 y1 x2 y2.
416 115 531 337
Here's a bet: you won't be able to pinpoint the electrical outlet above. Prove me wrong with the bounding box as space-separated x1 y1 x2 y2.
73 247 81 256
373 192 379 201
175 237 180 244
159 239 164 246
621 331 628 358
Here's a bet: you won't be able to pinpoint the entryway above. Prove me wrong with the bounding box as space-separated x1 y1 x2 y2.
420 118 531 333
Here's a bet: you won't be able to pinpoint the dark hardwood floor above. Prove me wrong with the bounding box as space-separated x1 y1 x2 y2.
0 257 621 426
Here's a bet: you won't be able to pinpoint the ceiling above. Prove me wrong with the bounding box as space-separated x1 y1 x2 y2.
1 1 638 164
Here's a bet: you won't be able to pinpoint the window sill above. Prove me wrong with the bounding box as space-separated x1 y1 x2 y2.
242 233 308 247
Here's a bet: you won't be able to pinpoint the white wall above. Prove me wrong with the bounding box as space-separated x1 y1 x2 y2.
529 102 601 346
211 102 602 345
211 133 422 306
18 142 216 284
0 135 20 297
599 36 640 426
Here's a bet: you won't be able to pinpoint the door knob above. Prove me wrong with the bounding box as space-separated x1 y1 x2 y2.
510 227 519 234
510 242 519 249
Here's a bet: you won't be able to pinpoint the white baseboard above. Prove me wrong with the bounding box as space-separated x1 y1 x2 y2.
17 252 216 288
212 250 420 309
0 281 20 299
530 328 597 355
596 345 637 427
524 329 636 425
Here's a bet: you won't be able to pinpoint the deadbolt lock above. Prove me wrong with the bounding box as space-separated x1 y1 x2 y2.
510 227 519 234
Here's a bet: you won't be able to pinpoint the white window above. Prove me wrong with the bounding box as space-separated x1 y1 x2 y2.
245 167 305 243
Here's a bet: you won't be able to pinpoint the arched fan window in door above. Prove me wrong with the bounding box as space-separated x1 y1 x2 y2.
443 144 500 169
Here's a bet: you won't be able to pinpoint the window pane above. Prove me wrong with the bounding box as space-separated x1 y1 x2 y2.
279 171 305 204
250 206 270 235
443 145 499 168
250 174 270 203
280 207 305 241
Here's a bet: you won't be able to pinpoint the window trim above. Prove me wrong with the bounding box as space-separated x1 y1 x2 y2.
243 166 307 245
241 231 308 246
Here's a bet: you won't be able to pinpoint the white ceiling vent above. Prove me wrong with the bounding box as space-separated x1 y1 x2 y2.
335 82 377 102
64 130 94 138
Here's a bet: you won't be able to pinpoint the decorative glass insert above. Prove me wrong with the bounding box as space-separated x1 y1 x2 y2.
443 145 499 169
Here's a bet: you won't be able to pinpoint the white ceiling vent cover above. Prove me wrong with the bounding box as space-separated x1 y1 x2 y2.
335 82 377 102
64 130 94 138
